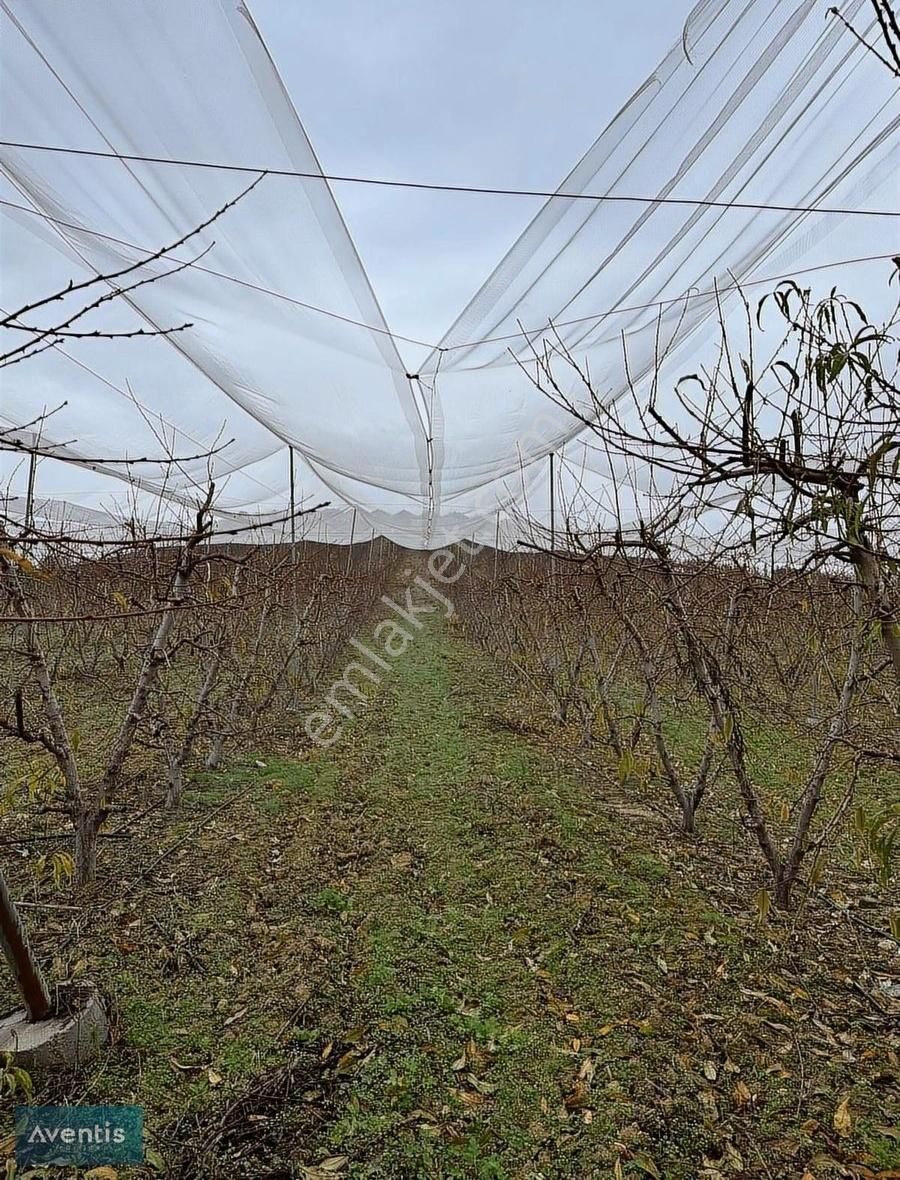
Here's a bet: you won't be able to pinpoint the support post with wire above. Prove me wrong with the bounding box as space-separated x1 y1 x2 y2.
289 445 298 624
345 508 357 575
289 446 296 558
287 446 302 678
24 449 37 534
549 451 556 585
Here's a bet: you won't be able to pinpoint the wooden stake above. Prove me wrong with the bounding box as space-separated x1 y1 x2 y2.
0 866 51 1021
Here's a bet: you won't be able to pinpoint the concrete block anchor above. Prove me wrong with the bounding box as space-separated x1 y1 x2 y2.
0 980 108 1071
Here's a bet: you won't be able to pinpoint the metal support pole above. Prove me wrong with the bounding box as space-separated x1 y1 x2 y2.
345 508 357 575
549 452 557 587
25 450 37 532
367 529 375 573
494 512 500 582
549 452 556 555
289 447 299 637
289 447 296 554
0 866 51 1021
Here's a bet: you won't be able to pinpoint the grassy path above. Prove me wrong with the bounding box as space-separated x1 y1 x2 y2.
207 620 768 1179
258 623 896 1175
5 618 896 1179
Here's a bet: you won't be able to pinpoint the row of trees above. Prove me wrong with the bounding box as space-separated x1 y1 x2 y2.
469 0 900 915
1 174 397 890
462 272 899 911
1 509 392 886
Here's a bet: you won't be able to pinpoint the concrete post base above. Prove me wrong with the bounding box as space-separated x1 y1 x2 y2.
0 981 107 1071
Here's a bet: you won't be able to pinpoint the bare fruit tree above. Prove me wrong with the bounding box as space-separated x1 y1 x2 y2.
516 271 899 907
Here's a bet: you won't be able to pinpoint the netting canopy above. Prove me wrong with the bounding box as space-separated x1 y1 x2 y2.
1 0 897 548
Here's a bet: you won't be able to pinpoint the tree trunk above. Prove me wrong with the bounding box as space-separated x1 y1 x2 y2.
777 586 865 907
98 485 214 807
653 559 784 883
165 761 184 809
774 872 794 911
206 732 226 771
853 546 900 690
680 796 697 835
74 808 101 888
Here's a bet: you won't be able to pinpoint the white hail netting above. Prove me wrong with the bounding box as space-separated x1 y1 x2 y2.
0 0 897 548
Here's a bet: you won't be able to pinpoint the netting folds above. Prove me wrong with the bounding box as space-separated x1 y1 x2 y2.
0 0 896 547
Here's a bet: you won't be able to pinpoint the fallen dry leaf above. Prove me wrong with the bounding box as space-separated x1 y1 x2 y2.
452 1087 488 1109
833 1095 852 1137
563 1078 590 1110
301 1158 349 1179
170 1057 204 1074
632 1153 662 1179
733 1080 752 1108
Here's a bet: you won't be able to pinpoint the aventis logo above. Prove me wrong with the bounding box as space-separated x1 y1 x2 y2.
16 1105 143 1166
27 1120 126 1144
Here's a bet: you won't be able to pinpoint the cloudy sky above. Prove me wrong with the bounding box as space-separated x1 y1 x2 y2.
250 0 690 353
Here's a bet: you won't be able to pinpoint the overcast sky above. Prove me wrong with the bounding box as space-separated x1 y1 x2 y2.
251 0 690 350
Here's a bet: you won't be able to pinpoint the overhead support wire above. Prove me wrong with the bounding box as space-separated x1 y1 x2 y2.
1 140 898 219
441 251 900 354
1 193 894 358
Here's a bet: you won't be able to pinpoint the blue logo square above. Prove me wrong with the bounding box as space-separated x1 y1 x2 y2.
15 1105 144 1166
